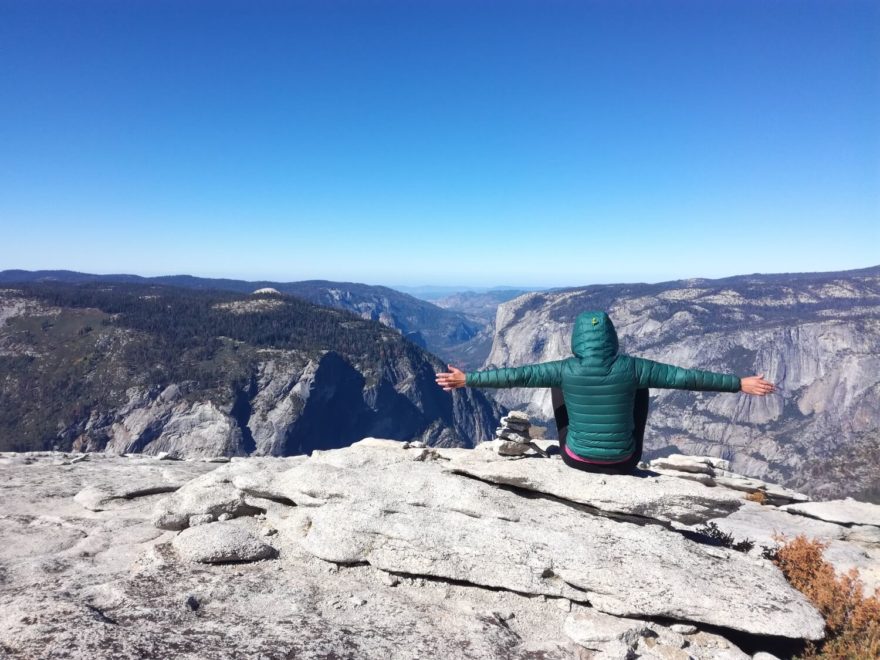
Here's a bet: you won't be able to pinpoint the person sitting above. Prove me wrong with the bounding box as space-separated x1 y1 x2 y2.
435 310 774 475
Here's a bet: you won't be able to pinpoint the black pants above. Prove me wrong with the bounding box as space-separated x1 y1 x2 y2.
552 388 649 475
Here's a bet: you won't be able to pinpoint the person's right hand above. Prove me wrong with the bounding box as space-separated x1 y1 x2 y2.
435 365 467 391
740 374 776 396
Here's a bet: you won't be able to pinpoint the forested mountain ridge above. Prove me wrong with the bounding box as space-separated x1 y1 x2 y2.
478 265 880 501
0 283 500 456
0 270 486 366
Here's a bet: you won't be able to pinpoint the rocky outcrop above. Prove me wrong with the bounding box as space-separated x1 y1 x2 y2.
99 387 244 458
7 440 880 657
563 609 755 659
654 456 880 597
477 267 880 501
151 456 302 530
247 358 317 455
647 454 810 506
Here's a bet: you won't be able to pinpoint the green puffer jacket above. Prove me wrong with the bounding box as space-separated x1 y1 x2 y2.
466 311 740 462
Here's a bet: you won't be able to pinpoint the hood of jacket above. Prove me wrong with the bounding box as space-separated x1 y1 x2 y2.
571 311 619 365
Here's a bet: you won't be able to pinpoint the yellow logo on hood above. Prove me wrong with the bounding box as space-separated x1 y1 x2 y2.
592 317 599 326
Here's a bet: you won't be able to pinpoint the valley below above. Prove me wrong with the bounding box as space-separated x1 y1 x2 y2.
1 265 879 502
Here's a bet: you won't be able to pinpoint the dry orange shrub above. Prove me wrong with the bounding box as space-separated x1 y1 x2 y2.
745 490 768 505
773 535 880 659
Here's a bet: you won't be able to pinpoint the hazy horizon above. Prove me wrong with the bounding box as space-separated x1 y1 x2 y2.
3 262 878 295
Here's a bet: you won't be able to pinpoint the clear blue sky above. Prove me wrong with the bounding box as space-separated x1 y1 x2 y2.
1 0 878 287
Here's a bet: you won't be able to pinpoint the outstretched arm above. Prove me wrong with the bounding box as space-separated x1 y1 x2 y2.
436 361 565 391
633 357 775 395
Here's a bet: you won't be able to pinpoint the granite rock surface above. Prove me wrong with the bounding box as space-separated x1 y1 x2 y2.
5 440 878 658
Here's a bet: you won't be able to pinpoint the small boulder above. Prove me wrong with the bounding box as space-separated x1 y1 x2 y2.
188 514 214 527
172 521 277 564
497 440 532 456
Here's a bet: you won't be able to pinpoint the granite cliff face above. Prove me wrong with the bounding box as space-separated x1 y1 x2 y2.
68 352 497 459
478 267 880 501
0 285 500 458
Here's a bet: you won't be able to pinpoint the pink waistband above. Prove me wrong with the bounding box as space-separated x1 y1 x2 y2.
564 442 633 465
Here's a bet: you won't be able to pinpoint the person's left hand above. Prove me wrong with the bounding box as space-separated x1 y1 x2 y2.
436 365 467 391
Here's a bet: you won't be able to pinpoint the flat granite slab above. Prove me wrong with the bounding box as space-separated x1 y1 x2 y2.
443 450 744 525
782 497 880 528
237 439 824 640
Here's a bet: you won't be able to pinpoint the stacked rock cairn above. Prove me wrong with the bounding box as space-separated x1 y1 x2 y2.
493 411 547 457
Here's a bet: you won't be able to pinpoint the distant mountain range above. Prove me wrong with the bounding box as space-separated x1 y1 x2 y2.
0 270 494 369
478 264 880 501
